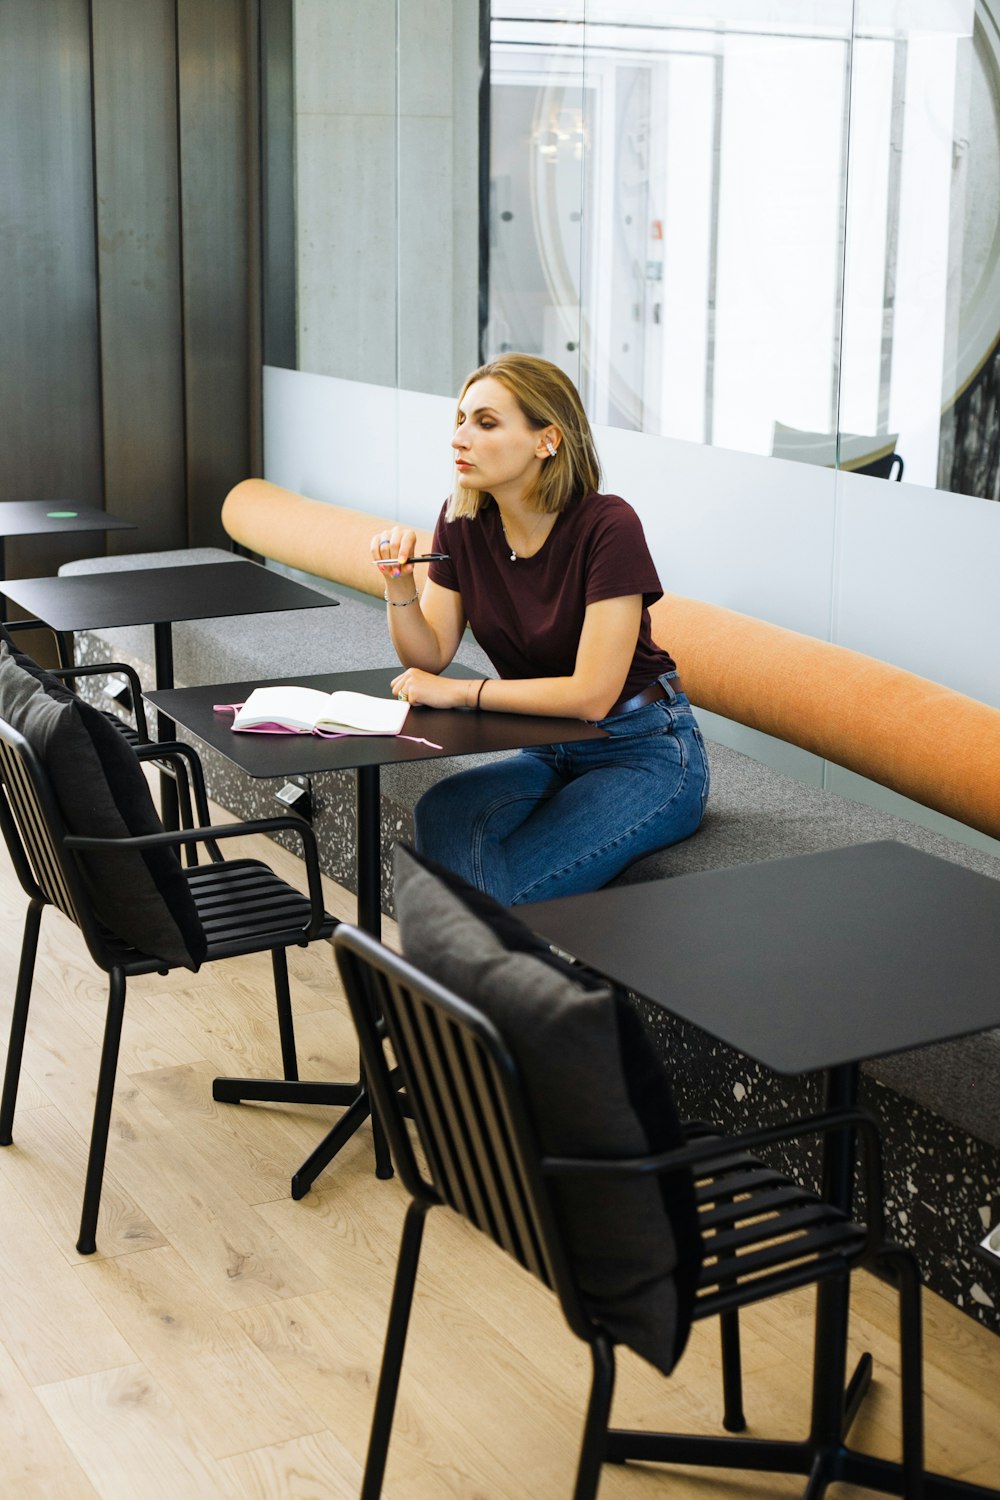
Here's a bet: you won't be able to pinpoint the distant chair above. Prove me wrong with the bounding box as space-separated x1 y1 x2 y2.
772 421 904 480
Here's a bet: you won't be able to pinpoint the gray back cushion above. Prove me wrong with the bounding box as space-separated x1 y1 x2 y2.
0 644 205 969
393 844 702 1375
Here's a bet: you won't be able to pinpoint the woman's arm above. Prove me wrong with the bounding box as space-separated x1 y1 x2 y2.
373 526 467 672
391 595 643 719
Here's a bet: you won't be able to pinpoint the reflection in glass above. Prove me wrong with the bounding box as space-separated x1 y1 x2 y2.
487 2 853 448
484 2 1000 498
842 0 994 491
271 1 1000 498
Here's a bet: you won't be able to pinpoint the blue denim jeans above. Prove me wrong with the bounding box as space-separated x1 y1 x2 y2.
413 678 710 905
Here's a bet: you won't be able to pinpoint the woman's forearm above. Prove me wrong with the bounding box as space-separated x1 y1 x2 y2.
388 667 613 717
384 577 450 672
477 674 617 722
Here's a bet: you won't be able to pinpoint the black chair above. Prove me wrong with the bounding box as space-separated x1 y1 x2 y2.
855 450 904 482
334 925 927 1500
0 700 336 1255
771 422 904 481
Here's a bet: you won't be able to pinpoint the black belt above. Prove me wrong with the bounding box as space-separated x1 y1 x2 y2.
608 676 683 718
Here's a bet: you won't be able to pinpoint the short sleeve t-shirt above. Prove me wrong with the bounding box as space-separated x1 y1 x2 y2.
428 492 676 702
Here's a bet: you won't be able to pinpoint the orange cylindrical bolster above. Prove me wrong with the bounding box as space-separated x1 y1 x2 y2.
651 592 1000 841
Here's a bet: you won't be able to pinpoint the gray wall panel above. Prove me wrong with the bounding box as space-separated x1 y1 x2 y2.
91 0 187 552
260 0 296 371
1 0 258 567
178 0 252 546
0 0 103 573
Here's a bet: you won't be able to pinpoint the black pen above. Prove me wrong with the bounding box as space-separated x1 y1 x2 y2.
376 553 449 565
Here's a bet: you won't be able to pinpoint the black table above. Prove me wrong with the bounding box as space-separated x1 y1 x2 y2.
0 500 135 614
522 841 1000 1498
2 560 338 822
147 665 608 1196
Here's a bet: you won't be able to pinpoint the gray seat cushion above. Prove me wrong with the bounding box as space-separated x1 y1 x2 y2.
621 741 1000 886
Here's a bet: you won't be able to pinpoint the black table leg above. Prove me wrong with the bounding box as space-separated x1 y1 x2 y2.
356 764 382 939
153 621 180 830
214 761 393 1196
288 763 394 1195
811 1065 862 1433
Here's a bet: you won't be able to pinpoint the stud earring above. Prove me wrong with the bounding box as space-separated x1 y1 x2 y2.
546 439 557 457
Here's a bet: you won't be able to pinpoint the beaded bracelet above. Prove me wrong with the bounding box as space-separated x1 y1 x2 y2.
385 589 420 607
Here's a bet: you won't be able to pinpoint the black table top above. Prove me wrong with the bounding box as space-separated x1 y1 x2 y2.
1 559 337 632
147 666 607 776
522 841 1000 1075
0 501 135 539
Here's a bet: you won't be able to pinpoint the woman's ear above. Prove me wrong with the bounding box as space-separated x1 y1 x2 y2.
539 428 561 458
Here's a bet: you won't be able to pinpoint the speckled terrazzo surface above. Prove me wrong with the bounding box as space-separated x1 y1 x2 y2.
633 996 1000 1334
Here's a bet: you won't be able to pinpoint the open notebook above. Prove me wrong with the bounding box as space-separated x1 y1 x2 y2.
218 685 410 738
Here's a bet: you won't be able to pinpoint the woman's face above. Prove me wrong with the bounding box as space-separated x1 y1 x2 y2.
452 376 550 503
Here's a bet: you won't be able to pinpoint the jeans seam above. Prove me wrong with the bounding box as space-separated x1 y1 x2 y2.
470 788 553 892
511 758 695 905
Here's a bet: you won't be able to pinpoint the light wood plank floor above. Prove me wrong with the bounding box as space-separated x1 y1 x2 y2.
0 812 997 1498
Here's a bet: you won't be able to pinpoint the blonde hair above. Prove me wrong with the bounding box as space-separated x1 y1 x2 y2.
446 353 602 520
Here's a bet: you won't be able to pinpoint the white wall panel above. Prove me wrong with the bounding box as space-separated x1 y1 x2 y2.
596 425 838 636
832 467 1000 705
264 366 399 513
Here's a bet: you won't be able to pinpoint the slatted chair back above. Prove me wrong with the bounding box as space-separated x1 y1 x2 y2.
0 719 91 933
336 924 593 1338
0 713 204 977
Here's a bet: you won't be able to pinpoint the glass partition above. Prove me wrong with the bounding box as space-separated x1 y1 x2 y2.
271 0 1000 498
487 1 853 452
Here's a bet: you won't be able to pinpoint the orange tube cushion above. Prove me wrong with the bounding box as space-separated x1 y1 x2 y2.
651 593 1000 840
221 479 434 601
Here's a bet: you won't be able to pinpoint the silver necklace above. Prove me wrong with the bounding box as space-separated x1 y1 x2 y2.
499 511 550 562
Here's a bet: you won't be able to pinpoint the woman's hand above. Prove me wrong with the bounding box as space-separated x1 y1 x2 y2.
390 668 479 710
370 525 419 578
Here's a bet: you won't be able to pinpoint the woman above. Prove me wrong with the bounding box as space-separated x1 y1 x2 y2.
371 353 709 904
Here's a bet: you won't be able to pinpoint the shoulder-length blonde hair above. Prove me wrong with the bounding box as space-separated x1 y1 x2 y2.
446 353 602 520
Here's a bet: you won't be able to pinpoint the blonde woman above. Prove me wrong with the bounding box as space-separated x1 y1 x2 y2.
371 354 709 904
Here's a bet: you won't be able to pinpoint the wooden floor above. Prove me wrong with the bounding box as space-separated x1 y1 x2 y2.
0 814 998 1499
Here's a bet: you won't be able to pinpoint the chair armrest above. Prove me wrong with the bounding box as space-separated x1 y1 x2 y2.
542 1106 887 1250
132 739 212 827
3 617 47 633
64 815 330 941
46 660 150 740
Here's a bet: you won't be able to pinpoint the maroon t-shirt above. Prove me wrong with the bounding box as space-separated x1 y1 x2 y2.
428 492 676 703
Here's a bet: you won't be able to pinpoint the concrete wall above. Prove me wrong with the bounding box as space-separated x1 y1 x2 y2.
293 0 480 394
